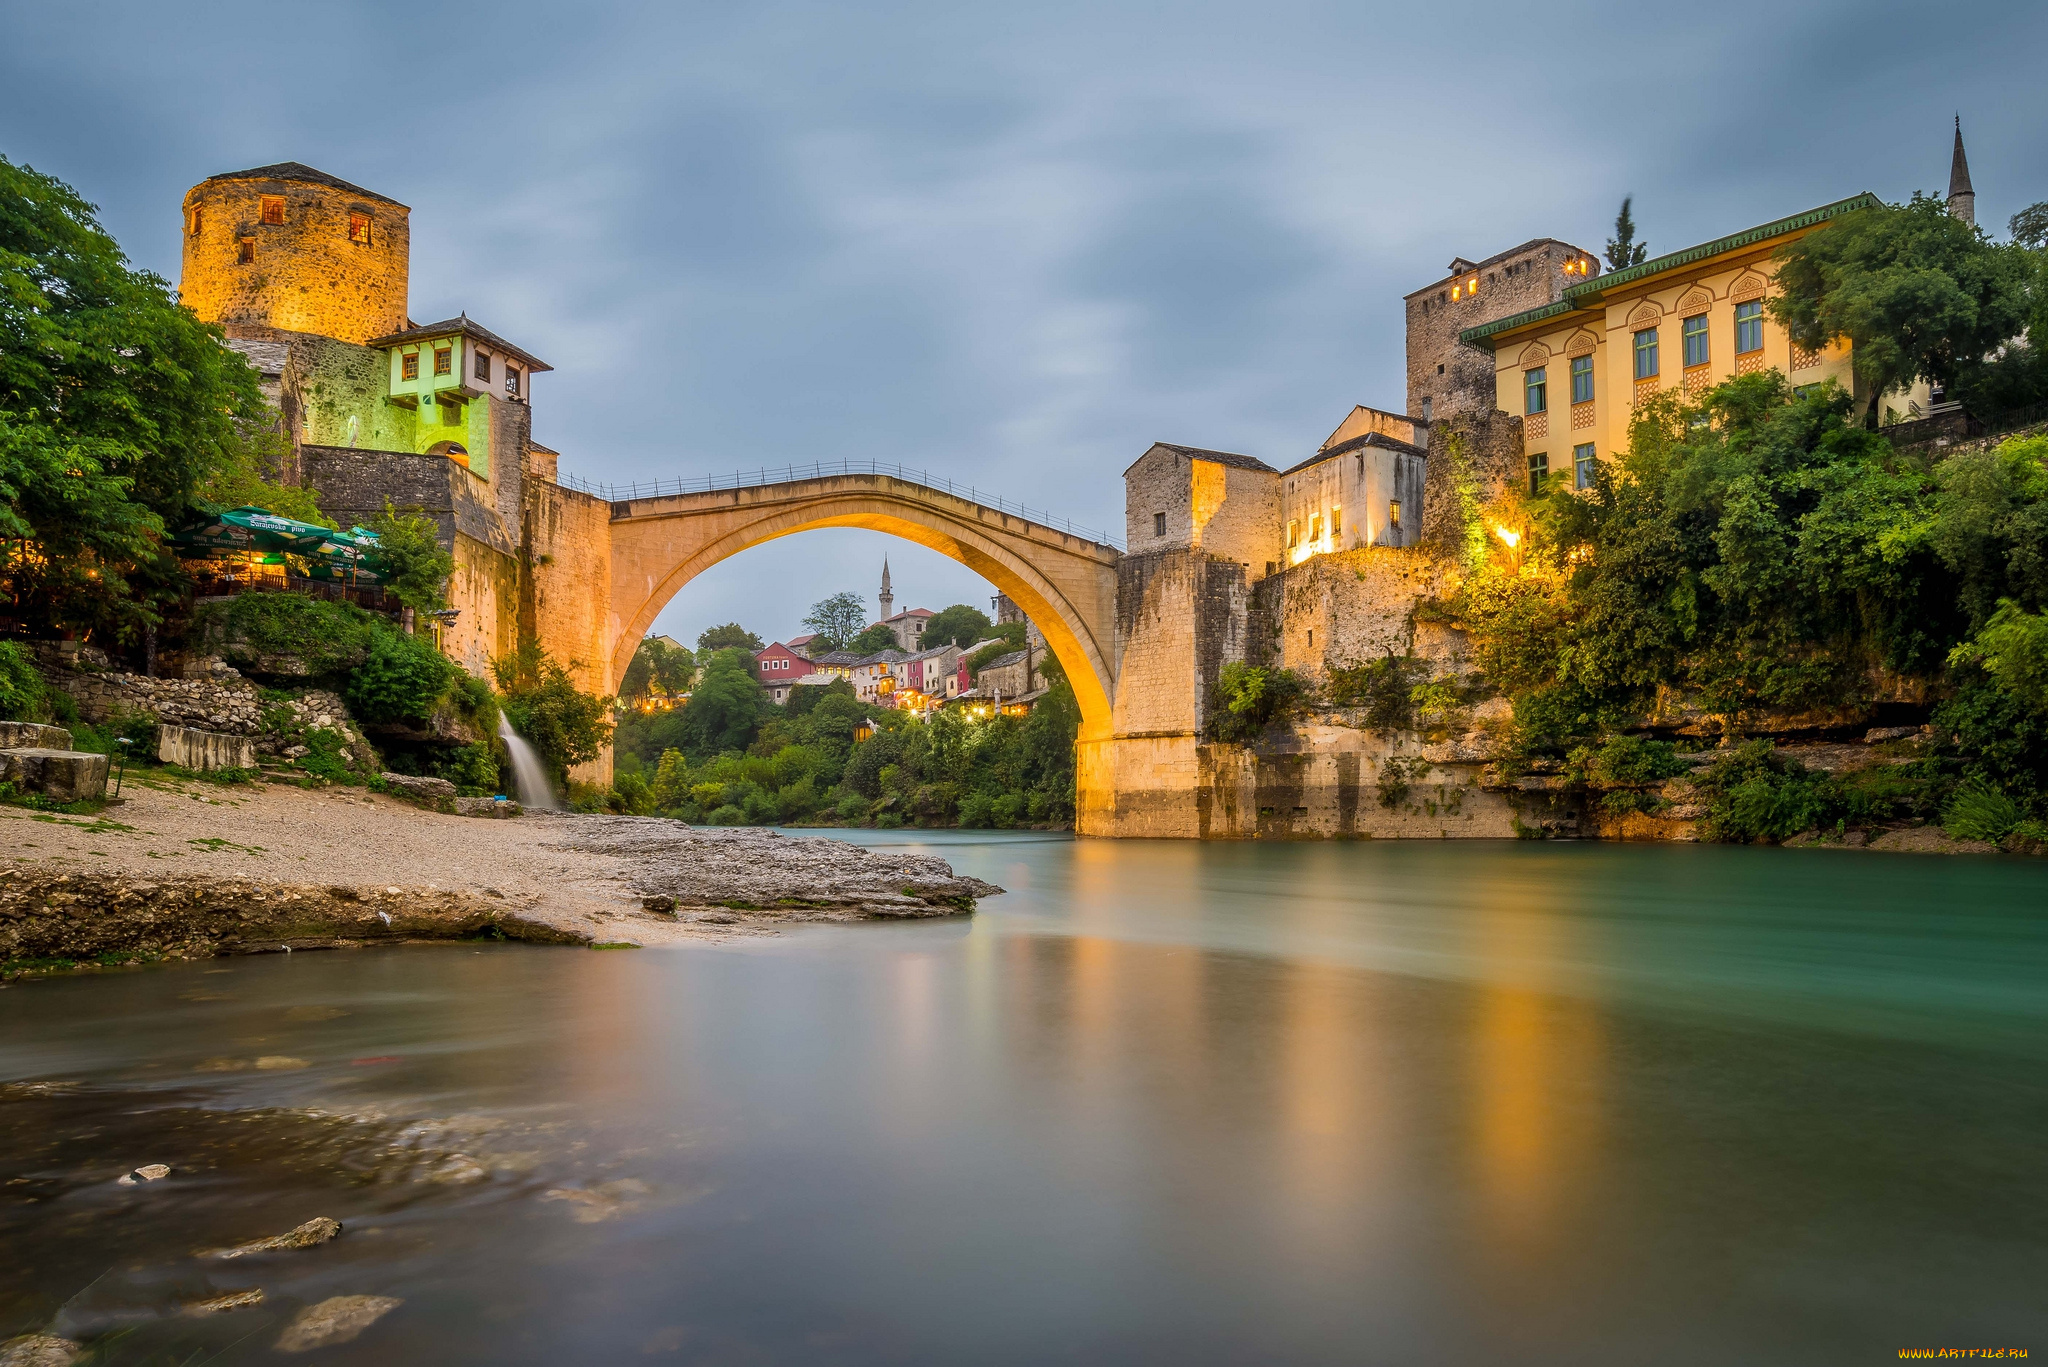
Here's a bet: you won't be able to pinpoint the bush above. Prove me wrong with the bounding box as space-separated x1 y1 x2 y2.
1208 663 1308 744
1585 734 1688 786
0 642 49 721
706 803 746 826
195 594 382 677
346 630 457 723
446 742 502 795
1327 655 1430 731
834 792 868 823
1696 741 1840 843
493 642 615 780
1943 783 2022 843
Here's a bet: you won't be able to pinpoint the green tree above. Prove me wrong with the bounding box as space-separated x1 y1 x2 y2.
492 641 615 780
1605 197 1647 271
677 647 773 757
367 502 455 613
801 592 868 651
346 629 457 723
697 622 763 652
921 603 994 649
620 635 694 704
2011 202 2048 252
0 154 276 640
1769 194 2033 425
847 623 899 653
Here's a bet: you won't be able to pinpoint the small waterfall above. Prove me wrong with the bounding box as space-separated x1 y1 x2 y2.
497 715 559 811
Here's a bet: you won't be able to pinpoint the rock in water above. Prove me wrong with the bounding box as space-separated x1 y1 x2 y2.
203 1216 343 1259
0 1336 83 1367
274 1296 402 1352
182 1288 265 1316
115 1162 171 1186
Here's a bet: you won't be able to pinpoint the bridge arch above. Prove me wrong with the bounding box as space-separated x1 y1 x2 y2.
604 474 1121 744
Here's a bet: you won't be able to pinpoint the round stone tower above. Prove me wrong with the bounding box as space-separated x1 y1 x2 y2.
179 162 409 345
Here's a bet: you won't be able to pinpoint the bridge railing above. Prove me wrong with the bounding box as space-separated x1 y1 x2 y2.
556 459 1125 550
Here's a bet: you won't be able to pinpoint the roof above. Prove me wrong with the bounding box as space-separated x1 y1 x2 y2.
365 316 553 372
976 650 1028 671
1460 194 1881 350
527 439 559 455
904 644 958 661
810 650 867 666
1403 238 1598 300
880 608 934 622
856 650 912 665
1950 118 1974 199
756 641 807 656
1127 442 1276 476
1282 431 1426 475
201 162 407 209
224 337 290 377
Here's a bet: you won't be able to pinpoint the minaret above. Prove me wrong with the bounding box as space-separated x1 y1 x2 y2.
1948 116 1976 227
878 557 894 624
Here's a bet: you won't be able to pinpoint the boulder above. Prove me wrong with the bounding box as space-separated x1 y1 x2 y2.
380 773 457 801
274 1296 402 1353
0 1335 82 1367
204 1216 343 1260
0 722 71 750
158 726 257 771
0 749 109 802
454 795 521 818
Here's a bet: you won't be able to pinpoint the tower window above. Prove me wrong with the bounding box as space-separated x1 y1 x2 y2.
237 237 255 264
1634 328 1659 379
434 347 453 376
348 212 371 244
1574 443 1597 489
1330 506 1342 538
505 367 522 397
1570 354 1594 404
187 208 202 236
260 196 285 225
1524 366 1547 415
402 352 420 381
1735 300 1764 355
1153 511 1166 537
1682 314 1709 367
1287 520 1300 549
1528 452 1549 494
1436 363 1445 374
1310 515 1323 543
1388 499 1402 530
474 348 491 381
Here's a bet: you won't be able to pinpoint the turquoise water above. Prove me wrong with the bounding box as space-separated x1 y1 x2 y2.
2 834 2044 1364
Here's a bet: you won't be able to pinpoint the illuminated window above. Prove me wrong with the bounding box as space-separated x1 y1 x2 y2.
1287 520 1299 548
1310 515 1324 543
1153 511 1166 537
401 352 420 381
1574 443 1597 490
348 212 371 244
1330 506 1342 538
1388 500 1401 530
1524 367 1547 415
1528 452 1549 495
1682 314 1709 367
260 196 284 225
237 237 255 264
1735 300 1764 354
474 348 490 381
434 347 453 376
1634 328 1659 379
1570 355 1594 404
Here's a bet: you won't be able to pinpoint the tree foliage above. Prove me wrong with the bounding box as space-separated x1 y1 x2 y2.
675 647 774 758
619 635 694 704
847 623 899 653
0 154 283 640
1769 195 2035 423
367 502 455 612
346 628 457 723
696 622 762 652
800 591 867 651
492 640 614 779
921 603 993 649
1604 196 1647 271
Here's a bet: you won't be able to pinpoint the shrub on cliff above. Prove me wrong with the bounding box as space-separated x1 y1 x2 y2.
195 594 382 677
346 630 457 724
0 642 49 722
1207 663 1307 744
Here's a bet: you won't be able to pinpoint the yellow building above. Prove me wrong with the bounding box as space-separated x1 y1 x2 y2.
1461 193 1890 493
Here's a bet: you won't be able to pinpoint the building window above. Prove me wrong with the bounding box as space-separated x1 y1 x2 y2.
188 208 202 236
1682 314 1709 367
1574 443 1597 490
1735 300 1764 354
1388 499 1401 530
1287 520 1299 548
505 367 522 397
434 347 453 376
1310 515 1324 543
1153 511 1166 538
1330 506 1342 539
260 196 285 225
348 212 371 244
474 348 491 381
237 237 255 265
1634 328 1659 379
1570 354 1594 404
401 352 420 381
1528 452 1549 495
1524 367 1547 415
1420 397 1432 422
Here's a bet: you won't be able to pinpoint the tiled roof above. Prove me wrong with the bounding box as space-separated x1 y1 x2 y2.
366 316 553 372
1402 238 1596 299
1148 443 1276 473
1283 431 1427 475
202 162 407 208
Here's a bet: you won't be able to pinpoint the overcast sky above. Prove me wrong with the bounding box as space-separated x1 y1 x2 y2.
5 0 2043 648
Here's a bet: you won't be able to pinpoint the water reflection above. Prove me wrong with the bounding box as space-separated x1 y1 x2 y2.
1 835 2044 1364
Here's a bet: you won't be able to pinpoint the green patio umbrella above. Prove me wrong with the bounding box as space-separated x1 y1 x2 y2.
170 506 333 556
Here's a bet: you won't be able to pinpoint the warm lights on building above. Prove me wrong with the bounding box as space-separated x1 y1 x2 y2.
1449 273 1480 301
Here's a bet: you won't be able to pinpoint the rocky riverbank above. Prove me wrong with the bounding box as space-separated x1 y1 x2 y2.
0 777 1000 976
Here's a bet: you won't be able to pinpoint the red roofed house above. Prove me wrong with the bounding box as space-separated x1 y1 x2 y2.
753 642 810 704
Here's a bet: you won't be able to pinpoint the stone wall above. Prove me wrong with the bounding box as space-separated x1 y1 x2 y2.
1250 546 1463 686
523 479 618 785
1421 410 1525 556
1404 239 1596 422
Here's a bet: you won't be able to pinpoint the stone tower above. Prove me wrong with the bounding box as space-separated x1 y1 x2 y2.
1947 117 1976 227
180 162 410 345
878 557 894 623
1404 238 1600 423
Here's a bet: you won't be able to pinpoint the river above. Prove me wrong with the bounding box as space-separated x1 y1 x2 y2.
3 834 2044 1364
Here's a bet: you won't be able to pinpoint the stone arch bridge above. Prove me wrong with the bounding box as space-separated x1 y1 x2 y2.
526 462 1127 824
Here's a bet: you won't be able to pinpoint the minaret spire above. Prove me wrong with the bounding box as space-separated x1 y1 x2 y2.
1948 115 1976 226
878 557 894 625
